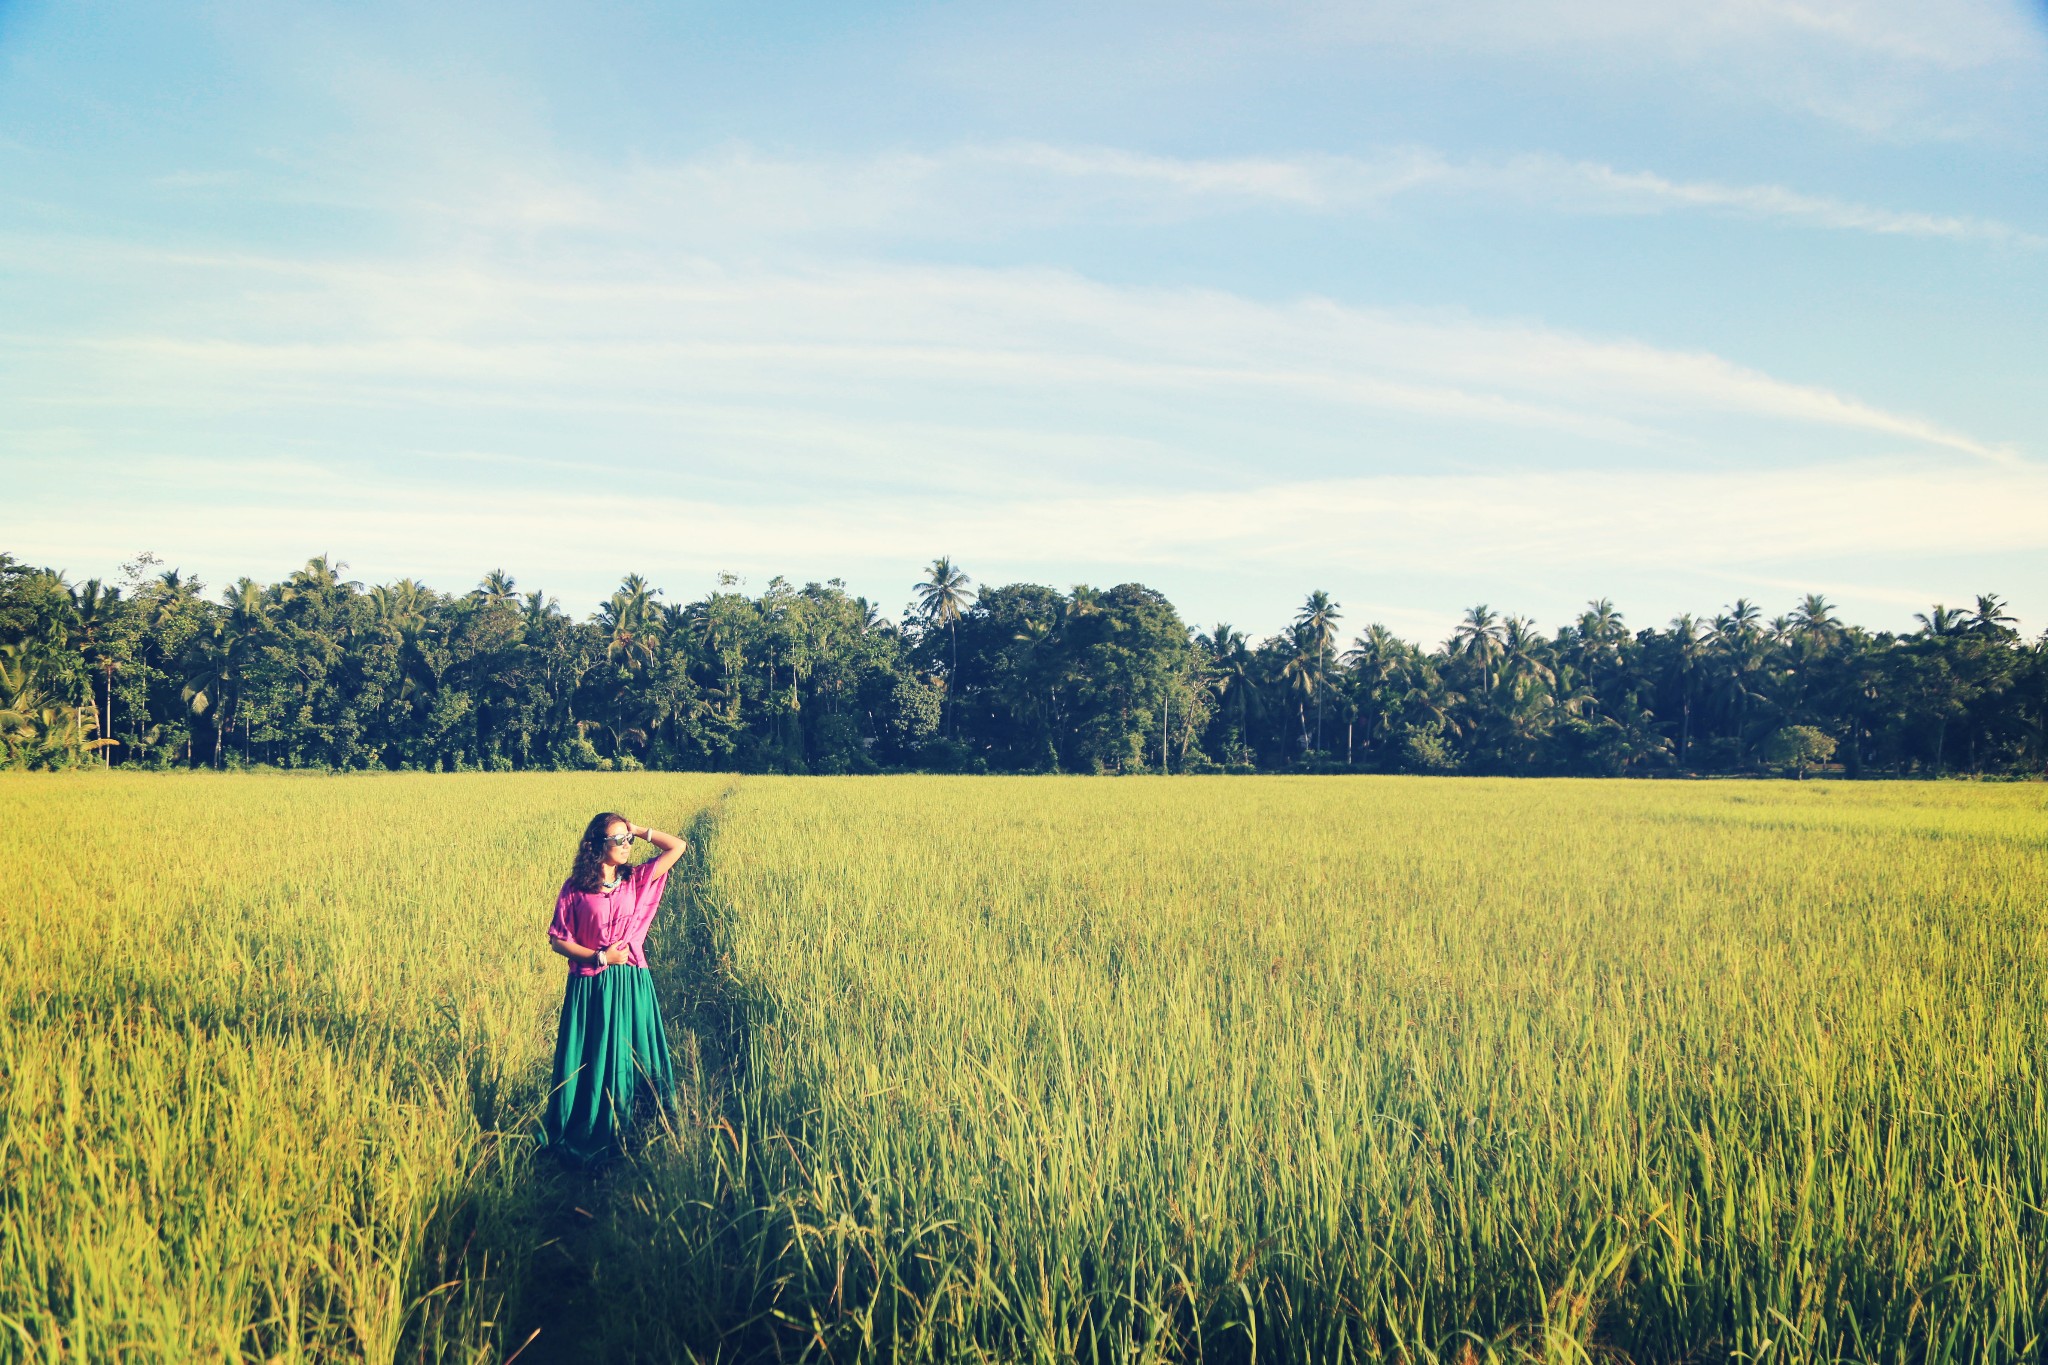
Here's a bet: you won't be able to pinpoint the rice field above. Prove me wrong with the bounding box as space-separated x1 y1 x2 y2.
3 774 2046 1363
0 772 732 1363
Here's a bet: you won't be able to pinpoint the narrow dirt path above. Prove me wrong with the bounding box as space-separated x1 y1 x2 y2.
499 784 745 1365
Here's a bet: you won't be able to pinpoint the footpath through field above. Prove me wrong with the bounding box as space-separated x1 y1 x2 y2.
523 774 2048 1365
7 774 2048 1363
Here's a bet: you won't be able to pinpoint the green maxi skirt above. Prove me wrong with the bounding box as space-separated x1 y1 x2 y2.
541 965 676 1166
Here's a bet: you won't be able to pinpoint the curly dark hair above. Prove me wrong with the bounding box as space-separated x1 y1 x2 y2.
569 811 630 893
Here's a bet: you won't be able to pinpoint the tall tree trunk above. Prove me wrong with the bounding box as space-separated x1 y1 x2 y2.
1161 686 1169 774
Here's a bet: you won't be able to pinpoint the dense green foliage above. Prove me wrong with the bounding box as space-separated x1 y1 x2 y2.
4 549 2041 777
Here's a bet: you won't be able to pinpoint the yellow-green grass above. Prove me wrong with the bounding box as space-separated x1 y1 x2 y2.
7 774 2048 1364
0 772 729 1363
649 776 2048 1363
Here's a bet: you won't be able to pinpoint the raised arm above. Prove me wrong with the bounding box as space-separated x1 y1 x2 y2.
635 822 689 878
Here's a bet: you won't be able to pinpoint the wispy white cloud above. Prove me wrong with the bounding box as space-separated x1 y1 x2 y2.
4 0 2038 642
1278 0 2041 71
602 141 2043 247
1526 158 2043 243
1127 0 2048 135
1 236 2020 468
11 452 2041 630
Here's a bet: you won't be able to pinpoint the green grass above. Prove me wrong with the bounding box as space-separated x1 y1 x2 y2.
5 774 2047 1362
0 772 730 1363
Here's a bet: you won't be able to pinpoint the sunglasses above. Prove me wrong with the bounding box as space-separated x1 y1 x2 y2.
597 833 633 848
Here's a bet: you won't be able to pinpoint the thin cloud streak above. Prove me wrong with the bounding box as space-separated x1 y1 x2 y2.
1277 0 2040 70
2 239 2020 465
12 456 2042 637
48 449 2048 572
635 141 2045 247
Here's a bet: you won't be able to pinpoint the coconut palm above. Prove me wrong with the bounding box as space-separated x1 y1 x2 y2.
1971 593 2017 639
521 589 556 631
1914 604 1967 637
0 644 106 769
473 569 518 608
1204 624 1258 757
1398 662 1464 739
599 576 663 676
69 579 123 765
1499 616 1554 687
1708 603 1771 765
1668 613 1705 767
1293 591 1341 752
282 554 353 601
1343 623 1405 762
1577 599 1627 650
1792 593 1841 643
914 557 974 736
369 579 433 634
1279 625 1322 756
205 580 274 766
0 643 49 765
1453 605 1504 692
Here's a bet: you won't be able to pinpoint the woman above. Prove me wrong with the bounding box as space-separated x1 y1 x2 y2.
541 811 689 1165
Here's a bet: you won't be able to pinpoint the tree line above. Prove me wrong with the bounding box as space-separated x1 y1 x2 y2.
2 548 2041 777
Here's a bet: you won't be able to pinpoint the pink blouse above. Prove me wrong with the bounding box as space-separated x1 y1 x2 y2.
547 858 672 976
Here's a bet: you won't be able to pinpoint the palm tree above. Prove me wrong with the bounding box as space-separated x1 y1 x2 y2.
599 576 663 675
1499 616 1553 687
1668 614 1705 768
1293 591 1341 753
0 645 108 769
1343 623 1404 763
1205 624 1256 751
1914 604 1966 637
69 579 123 765
1662 618 1712 769
1710 602 1768 765
914 557 974 736
474 569 518 608
0 643 48 765
1279 624 1323 757
1578 599 1627 650
370 579 433 634
182 579 273 767
1398 661 1464 745
283 554 351 601
1453 605 1504 692
1970 593 2017 639
1792 593 1841 643
1550 660 1599 721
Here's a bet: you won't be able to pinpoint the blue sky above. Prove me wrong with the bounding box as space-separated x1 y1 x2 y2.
3 0 2044 643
